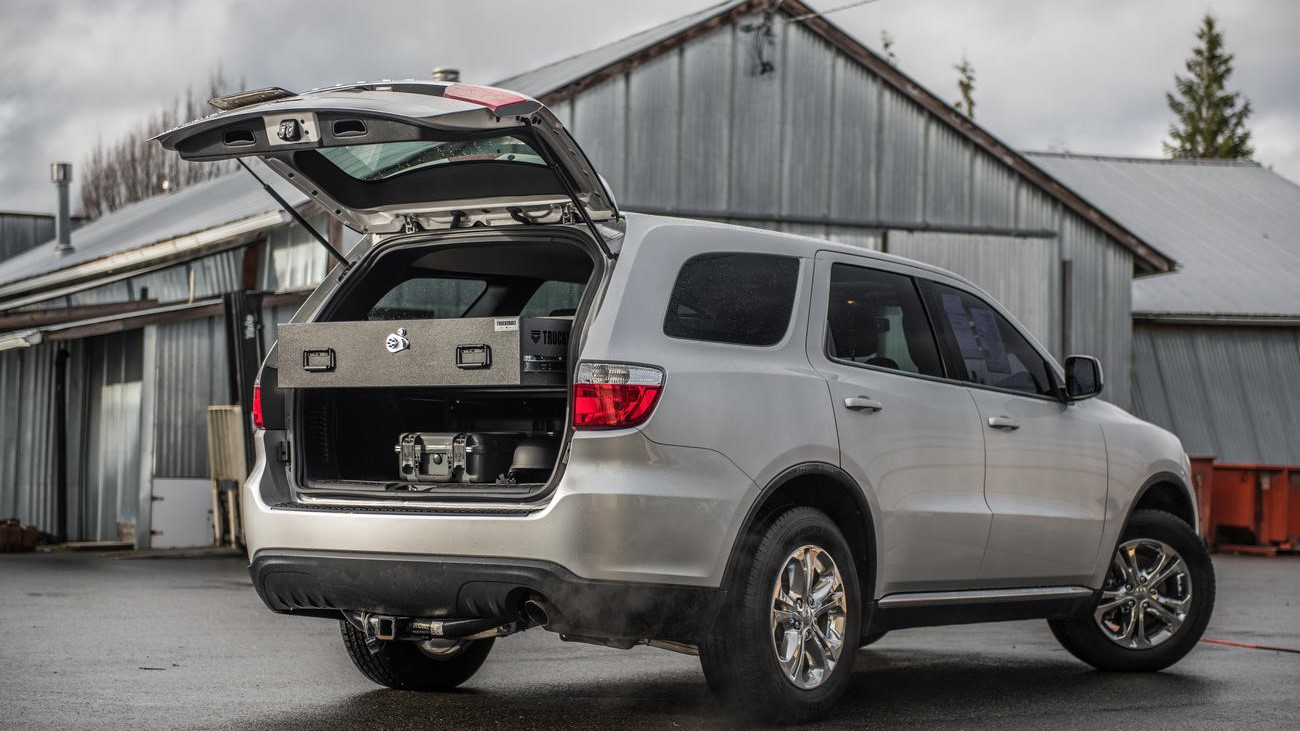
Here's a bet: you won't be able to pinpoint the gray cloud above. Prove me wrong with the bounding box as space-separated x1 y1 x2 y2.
1 0 1295 215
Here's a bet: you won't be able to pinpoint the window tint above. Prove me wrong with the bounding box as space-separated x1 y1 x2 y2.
520 280 583 318
318 135 545 181
826 265 944 377
663 253 799 346
932 284 1054 396
367 277 486 321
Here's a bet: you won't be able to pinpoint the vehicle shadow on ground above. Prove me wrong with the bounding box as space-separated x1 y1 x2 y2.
248 649 1214 731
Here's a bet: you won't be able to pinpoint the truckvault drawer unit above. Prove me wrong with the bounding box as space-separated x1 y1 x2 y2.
277 316 571 388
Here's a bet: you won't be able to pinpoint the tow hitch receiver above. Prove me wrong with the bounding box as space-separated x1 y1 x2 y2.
355 613 517 644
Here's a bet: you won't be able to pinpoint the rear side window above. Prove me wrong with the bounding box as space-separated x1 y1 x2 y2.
931 284 1054 396
663 253 799 346
367 277 486 320
826 264 944 377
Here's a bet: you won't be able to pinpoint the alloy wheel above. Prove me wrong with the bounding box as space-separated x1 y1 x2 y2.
1094 538 1193 649
769 544 849 689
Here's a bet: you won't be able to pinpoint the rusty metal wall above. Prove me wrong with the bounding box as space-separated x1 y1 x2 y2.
564 15 1137 407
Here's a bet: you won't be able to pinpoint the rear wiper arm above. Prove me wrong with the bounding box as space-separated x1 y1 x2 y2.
237 159 351 272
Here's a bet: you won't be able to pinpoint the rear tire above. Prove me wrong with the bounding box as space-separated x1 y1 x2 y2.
340 620 494 691
699 507 861 723
1049 509 1214 671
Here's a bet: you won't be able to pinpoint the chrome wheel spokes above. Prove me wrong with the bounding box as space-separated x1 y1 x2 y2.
1094 538 1193 649
770 545 849 689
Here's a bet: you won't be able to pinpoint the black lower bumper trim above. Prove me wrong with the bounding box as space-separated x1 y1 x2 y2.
250 550 722 645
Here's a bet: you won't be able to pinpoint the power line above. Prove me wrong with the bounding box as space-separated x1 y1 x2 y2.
787 0 887 23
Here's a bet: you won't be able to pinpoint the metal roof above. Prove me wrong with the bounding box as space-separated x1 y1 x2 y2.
496 1 749 97
1027 153 1300 318
0 160 305 305
496 0 1174 276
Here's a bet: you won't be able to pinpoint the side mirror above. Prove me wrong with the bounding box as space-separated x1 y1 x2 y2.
1064 355 1103 401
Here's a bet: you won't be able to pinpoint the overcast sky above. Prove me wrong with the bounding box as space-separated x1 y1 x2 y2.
1 0 1295 215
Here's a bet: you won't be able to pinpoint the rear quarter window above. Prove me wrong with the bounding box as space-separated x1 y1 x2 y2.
663 253 799 346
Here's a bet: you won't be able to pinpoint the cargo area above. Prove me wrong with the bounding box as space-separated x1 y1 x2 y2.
284 233 599 499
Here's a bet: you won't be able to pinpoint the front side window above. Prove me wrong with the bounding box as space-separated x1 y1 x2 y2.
663 253 799 346
826 265 944 377
932 284 1054 396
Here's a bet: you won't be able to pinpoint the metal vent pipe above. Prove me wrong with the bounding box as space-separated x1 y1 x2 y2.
50 162 73 254
430 67 460 82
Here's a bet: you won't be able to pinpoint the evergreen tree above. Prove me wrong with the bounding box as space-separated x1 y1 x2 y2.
880 30 897 65
1164 13 1253 159
953 55 975 119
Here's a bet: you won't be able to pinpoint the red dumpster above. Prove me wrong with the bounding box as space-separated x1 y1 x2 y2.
1210 464 1300 554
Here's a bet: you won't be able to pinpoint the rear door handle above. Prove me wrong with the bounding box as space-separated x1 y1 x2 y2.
844 396 884 412
987 415 1020 431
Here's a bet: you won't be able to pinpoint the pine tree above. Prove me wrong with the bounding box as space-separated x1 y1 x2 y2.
1164 13 1253 159
880 30 897 65
953 55 975 119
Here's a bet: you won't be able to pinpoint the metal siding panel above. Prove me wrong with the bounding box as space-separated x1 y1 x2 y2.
260 221 329 293
877 88 925 222
924 123 970 225
971 151 1017 228
262 303 301 355
130 265 191 302
570 78 628 199
1132 325 1300 464
0 343 58 532
190 248 243 298
780 23 834 219
1017 183 1061 231
625 51 681 209
551 99 573 129
679 26 733 213
888 231 1055 347
1149 328 1219 454
728 22 783 216
1129 328 1176 432
153 317 231 478
828 56 878 222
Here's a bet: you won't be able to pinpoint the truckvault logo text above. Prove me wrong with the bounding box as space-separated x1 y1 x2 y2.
530 330 568 346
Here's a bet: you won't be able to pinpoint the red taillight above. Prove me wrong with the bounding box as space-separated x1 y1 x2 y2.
443 84 528 112
252 385 264 430
572 363 665 429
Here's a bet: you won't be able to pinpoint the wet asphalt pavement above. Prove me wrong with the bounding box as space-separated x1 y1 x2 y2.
0 551 1296 730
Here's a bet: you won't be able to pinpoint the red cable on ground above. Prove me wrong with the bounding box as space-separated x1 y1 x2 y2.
1201 638 1300 655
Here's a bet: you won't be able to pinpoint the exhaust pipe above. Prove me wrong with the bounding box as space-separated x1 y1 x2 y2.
523 598 551 627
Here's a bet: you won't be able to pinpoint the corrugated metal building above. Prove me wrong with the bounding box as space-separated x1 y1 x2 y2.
497 0 1173 410
1029 153 1300 465
0 0 1175 546
0 212 84 261
0 164 342 544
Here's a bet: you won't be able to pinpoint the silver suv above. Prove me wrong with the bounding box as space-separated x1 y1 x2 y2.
160 82 1214 722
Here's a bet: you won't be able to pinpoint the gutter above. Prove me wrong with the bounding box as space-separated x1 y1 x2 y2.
0 329 42 352
1133 313 1300 327
0 208 288 310
0 299 224 352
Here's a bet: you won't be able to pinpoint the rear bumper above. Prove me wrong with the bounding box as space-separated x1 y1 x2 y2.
250 549 722 644
245 429 757 588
